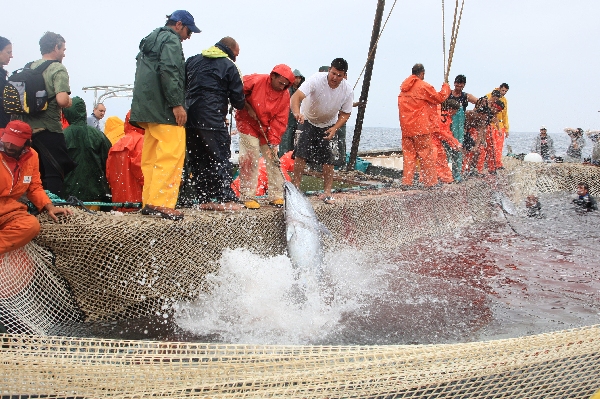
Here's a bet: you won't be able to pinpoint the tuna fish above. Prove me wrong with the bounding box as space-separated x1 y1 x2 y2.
283 182 332 283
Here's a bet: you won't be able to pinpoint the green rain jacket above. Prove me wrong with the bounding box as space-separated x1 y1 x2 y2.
130 27 185 126
63 97 112 201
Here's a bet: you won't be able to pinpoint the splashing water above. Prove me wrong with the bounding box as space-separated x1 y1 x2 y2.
174 247 385 345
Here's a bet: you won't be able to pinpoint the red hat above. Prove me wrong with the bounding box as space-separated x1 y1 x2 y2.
1 120 33 147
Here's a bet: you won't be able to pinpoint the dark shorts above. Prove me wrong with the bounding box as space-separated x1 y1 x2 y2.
293 121 334 165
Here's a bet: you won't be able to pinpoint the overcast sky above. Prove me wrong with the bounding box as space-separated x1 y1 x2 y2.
3 1 599 134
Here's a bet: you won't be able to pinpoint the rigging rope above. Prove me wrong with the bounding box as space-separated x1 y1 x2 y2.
353 0 398 90
444 0 465 83
442 0 446 78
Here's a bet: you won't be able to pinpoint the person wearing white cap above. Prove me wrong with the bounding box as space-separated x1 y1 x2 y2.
530 125 555 161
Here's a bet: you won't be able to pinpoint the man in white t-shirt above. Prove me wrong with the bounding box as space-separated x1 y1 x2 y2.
290 58 354 204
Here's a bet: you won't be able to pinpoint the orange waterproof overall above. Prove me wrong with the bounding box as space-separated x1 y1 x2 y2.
1 149 51 255
398 75 450 186
431 114 461 183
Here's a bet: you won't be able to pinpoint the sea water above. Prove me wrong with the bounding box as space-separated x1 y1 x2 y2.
171 192 600 346
232 126 594 158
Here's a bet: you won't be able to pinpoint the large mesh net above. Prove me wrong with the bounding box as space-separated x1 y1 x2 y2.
1 158 600 397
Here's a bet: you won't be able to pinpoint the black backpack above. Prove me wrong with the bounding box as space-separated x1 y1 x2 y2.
2 60 58 115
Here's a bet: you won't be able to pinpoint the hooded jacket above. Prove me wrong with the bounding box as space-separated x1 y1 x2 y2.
398 75 450 138
1 146 50 218
290 69 305 97
130 27 185 126
106 111 144 207
185 43 245 130
63 97 112 201
234 64 296 145
103 115 125 145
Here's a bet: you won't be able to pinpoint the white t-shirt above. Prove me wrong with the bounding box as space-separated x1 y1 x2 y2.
298 72 354 128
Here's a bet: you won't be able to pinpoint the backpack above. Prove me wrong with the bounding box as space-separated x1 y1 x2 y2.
2 60 58 115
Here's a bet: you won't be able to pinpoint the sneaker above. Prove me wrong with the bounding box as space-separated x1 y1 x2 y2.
244 199 261 209
141 205 184 221
269 198 284 207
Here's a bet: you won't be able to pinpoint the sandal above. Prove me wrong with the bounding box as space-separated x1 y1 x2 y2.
323 196 336 204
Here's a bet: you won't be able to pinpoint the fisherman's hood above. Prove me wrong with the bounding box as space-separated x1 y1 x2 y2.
124 110 144 135
63 96 88 126
139 27 177 54
293 68 305 85
202 42 236 61
400 75 420 93
271 64 296 86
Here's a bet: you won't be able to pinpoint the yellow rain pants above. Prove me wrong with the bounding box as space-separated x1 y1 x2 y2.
139 123 185 209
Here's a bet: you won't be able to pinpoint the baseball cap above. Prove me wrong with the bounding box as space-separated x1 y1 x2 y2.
540 125 547 130
169 10 201 33
0 120 33 147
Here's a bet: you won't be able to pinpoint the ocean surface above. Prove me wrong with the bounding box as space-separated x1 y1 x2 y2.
233 126 594 158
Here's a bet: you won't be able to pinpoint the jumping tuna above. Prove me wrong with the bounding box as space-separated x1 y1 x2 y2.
283 182 332 282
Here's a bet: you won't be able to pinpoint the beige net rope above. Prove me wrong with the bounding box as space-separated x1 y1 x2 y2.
1 158 600 397
1 326 599 397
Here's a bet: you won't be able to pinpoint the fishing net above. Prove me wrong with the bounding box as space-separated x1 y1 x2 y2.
1 158 600 397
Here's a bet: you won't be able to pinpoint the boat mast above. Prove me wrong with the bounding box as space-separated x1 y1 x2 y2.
347 0 386 171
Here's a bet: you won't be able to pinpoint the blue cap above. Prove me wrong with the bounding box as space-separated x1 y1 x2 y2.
169 10 201 33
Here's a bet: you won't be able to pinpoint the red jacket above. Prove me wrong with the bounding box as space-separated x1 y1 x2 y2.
235 64 295 146
398 75 450 138
1 148 51 218
106 112 145 208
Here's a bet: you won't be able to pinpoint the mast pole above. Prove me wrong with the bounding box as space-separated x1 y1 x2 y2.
347 0 386 171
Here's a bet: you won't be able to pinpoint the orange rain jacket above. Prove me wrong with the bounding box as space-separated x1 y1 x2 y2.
105 112 145 209
1 148 52 254
398 75 450 138
235 64 296 146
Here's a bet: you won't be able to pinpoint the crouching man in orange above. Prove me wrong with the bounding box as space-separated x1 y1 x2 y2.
0 121 72 255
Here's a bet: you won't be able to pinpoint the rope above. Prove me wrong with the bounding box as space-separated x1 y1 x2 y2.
44 191 141 209
442 0 446 76
443 0 465 83
353 0 398 90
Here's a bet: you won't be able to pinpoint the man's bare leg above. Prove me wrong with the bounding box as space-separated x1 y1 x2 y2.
292 157 307 189
323 163 334 197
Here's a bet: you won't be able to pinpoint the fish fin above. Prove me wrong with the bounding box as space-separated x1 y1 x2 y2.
286 223 295 242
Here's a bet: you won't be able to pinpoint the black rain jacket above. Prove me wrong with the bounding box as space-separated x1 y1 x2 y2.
185 43 245 130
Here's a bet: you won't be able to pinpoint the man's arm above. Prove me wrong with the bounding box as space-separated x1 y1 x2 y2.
53 67 72 108
290 89 306 123
266 92 292 146
501 98 509 133
467 93 478 104
227 63 246 110
424 82 451 104
324 111 351 140
158 35 187 126
56 92 72 108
